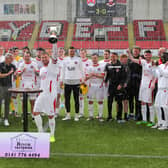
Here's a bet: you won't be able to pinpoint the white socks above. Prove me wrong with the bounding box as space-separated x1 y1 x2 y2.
149 105 155 123
34 115 43 132
141 105 147 121
79 98 84 115
49 117 55 136
98 104 103 118
155 106 163 126
88 103 93 117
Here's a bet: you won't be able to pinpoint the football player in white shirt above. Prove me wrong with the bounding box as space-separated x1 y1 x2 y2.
55 47 66 117
127 49 156 126
79 48 92 118
60 46 84 121
33 48 44 89
85 53 105 122
99 49 111 68
99 49 110 98
150 52 168 130
17 51 39 115
33 44 60 142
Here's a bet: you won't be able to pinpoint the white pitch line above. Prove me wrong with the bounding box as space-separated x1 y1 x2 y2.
51 152 168 159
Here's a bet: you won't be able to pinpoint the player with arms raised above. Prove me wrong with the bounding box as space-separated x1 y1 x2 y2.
127 49 156 126
33 37 60 142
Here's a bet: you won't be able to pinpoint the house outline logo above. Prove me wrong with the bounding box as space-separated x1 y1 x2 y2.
10 134 37 152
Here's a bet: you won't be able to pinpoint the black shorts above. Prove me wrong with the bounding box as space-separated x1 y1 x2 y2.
122 88 129 100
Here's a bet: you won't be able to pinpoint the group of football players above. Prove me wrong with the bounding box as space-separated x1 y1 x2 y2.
0 43 168 142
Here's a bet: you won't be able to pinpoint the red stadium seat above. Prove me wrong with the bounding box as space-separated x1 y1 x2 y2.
136 41 168 49
38 20 68 41
71 41 129 49
73 23 128 41
0 21 35 41
133 20 166 41
34 41 65 49
0 41 28 49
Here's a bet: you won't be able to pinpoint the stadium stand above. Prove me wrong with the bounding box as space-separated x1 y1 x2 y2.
136 41 168 49
0 21 35 41
133 20 166 41
34 41 65 49
72 23 128 49
38 20 68 41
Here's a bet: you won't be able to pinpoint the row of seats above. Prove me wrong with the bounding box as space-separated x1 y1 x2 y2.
0 21 35 41
0 20 167 49
38 20 69 41
133 20 166 40
73 23 128 41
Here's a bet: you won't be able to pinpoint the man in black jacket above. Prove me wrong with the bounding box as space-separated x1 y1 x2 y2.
128 46 142 121
0 53 16 126
105 52 126 122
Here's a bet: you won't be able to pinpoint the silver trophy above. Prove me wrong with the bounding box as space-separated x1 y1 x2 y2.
48 26 58 44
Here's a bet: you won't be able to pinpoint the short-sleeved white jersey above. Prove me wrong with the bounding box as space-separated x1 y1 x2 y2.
139 59 154 88
86 64 105 87
57 57 64 80
152 64 168 89
61 56 84 83
18 61 39 88
40 59 59 93
81 58 92 74
99 59 110 69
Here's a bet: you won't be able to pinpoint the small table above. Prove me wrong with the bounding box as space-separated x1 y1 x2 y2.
8 88 42 132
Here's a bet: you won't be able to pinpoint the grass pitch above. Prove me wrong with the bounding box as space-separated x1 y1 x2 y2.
0 99 168 168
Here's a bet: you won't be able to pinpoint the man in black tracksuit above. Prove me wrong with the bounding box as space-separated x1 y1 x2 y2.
105 52 126 121
128 46 142 120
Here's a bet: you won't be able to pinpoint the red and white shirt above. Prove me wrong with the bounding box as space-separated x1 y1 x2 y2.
139 59 154 89
99 59 110 69
40 59 59 94
82 58 92 75
86 64 105 88
18 61 39 89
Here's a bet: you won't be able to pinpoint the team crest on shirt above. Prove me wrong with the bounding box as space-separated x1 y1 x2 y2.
87 0 96 7
106 0 116 7
86 64 89 67
30 66 34 69
98 68 101 71
74 61 78 64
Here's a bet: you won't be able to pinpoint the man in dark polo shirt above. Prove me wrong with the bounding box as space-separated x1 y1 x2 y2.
0 53 16 126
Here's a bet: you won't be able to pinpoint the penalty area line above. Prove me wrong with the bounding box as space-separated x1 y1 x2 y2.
51 152 168 159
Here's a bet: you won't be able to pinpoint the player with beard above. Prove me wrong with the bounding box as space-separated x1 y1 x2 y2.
85 53 105 122
17 51 39 116
61 46 84 121
105 52 126 122
128 49 156 126
128 46 142 120
33 44 60 142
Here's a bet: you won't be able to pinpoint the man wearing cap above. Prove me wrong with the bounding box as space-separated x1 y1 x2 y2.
0 53 16 126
